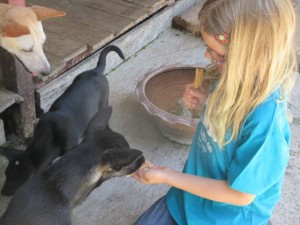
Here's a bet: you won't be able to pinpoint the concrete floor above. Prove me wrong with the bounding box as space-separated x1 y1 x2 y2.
0 28 299 225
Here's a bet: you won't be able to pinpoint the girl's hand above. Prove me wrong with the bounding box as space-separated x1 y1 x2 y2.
182 83 203 112
130 161 176 185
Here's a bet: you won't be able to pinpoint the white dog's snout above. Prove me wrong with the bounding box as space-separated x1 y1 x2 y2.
41 59 51 75
32 52 51 76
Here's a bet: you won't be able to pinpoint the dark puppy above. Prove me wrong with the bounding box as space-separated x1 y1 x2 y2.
0 107 145 225
0 45 125 196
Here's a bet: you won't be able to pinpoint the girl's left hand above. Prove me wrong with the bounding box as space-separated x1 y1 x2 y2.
130 161 176 184
182 83 203 112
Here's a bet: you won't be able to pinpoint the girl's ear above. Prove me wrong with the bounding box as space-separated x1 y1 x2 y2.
30 5 66 21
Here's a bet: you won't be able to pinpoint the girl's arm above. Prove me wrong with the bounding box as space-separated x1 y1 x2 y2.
131 162 255 206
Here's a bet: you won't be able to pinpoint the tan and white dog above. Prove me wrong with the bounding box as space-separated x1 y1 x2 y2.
0 3 65 76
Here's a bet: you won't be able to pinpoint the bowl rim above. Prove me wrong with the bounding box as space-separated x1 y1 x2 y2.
136 63 208 128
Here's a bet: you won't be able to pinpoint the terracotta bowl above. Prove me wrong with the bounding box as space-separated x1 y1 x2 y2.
136 65 211 144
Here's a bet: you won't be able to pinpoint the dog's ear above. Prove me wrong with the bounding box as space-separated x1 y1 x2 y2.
1 20 30 37
100 148 121 171
0 146 24 162
100 148 144 170
30 6 66 21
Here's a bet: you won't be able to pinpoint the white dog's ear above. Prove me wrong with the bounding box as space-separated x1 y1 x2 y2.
30 5 66 21
1 20 30 37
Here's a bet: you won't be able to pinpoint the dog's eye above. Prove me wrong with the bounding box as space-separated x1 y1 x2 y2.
22 48 33 53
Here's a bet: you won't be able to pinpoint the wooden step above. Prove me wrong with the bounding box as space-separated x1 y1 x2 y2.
0 84 23 114
0 84 23 144
26 0 175 86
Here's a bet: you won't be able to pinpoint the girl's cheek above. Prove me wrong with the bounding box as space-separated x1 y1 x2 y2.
217 64 225 72
205 50 212 60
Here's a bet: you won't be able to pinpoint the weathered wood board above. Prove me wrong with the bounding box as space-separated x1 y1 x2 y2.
28 0 135 36
25 0 175 83
43 31 87 62
123 0 175 13
0 85 23 113
43 17 114 50
72 0 149 21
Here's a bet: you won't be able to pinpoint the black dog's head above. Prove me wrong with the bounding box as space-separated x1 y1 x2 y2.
0 147 32 196
81 107 145 182
69 146 145 206
53 142 145 207
57 106 146 206
81 107 145 186
99 147 145 182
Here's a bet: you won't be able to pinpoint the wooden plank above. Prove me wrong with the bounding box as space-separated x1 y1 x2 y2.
43 31 87 62
28 0 135 36
124 0 171 7
72 0 149 22
63 3 135 36
62 4 134 36
27 0 69 9
27 0 168 88
0 84 23 113
43 16 114 50
121 0 175 13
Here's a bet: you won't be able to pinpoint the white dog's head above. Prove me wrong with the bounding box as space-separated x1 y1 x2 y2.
0 5 65 76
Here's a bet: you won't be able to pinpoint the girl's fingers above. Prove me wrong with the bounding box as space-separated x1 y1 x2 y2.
182 95 198 109
143 160 154 168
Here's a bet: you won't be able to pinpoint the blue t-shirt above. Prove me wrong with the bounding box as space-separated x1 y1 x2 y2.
166 90 290 225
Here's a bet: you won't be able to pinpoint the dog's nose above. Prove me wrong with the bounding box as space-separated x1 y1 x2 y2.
40 71 51 76
40 66 51 76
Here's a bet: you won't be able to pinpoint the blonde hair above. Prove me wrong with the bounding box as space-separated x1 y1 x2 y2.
199 0 297 148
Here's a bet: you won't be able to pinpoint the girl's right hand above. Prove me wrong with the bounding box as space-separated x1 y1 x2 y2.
182 83 202 112
130 161 176 185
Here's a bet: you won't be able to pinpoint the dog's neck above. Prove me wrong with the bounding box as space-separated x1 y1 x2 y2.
43 144 105 208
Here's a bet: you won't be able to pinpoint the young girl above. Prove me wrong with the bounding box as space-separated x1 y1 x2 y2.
131 0 297 224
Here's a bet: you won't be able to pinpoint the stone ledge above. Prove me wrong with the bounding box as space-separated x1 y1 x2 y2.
172 1 203 37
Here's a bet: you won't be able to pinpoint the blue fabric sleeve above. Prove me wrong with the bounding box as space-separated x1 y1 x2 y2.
227 99 290 195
